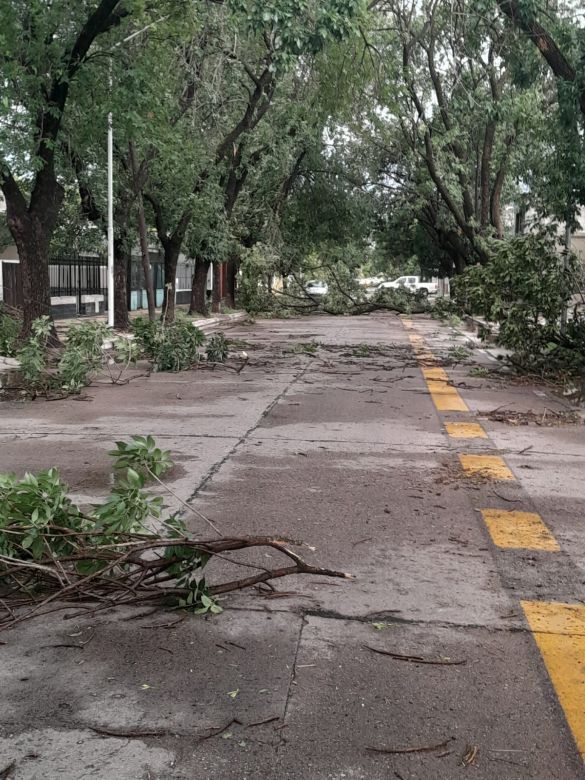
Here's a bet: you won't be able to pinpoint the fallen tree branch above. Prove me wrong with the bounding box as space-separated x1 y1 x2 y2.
363 645 466 665
0 534 351 631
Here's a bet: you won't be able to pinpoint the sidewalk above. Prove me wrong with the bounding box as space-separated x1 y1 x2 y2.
0 313 583 778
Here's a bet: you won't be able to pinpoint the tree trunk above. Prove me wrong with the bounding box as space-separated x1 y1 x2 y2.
128 141 156 322
480 121 496 230
212 262 222 313
162 243 180 324
189 259 210 316
114 236 130 331
3 181 63 342
11 226 53 340
225 257 238 309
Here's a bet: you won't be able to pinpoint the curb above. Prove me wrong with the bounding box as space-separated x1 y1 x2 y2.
191 312 248 333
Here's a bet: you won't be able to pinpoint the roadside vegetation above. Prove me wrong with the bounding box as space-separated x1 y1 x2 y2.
0 308 239 399
427 233 585 395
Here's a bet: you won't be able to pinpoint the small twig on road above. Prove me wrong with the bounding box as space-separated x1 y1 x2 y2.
461 744 479 766
139 616 186 630
492 490 522 503
367 738 454 755
363 645 466 666
0 761 16 780
146 467 222 536
89 726 172 739
199 719 243 741
247 716 280 728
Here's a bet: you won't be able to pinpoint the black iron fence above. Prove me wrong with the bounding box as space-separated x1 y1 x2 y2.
49 254 107 316
49 253 167 316
49 254 106 296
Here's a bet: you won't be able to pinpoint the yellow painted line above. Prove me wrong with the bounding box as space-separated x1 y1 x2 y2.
522 601 585 760
459 453 515 480
405 324 468 411
445 422 487 439
422 366 448 382
481 509 560 551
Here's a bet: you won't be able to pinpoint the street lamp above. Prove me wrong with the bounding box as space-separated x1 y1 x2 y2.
107 18 167 328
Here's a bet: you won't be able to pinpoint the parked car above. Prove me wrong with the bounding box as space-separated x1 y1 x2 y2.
377 276 438 296
305 280 329 297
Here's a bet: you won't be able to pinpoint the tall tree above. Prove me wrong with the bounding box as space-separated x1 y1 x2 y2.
0 0 136 337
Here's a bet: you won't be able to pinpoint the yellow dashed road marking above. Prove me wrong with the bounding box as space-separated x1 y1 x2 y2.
404 323 469 412
445 422 487 439
459 453 515 481
481 509 560 551
427 384 469 411
420 367 469 412
522 601 585 760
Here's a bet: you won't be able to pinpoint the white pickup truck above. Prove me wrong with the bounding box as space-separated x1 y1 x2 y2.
377 275 438 296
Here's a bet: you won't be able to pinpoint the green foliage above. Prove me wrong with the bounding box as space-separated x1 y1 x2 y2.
206 333 230 363
431 297 463 321
57 322 108 393
16 317 53 390
285 340 320 354
131 317 159 355
448 345 472 362
0 436 222 615
109 436 173 479
114 336 140 366
16 319 109 395
455 234 585 374
0 468 83 559
352 344 370 358
0 305 20 357
132 317 205 372
93 467 163 535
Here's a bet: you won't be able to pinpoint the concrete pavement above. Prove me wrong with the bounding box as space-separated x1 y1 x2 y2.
0 313 584 778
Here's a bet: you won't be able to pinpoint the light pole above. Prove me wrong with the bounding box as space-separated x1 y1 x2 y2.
107 18 167 328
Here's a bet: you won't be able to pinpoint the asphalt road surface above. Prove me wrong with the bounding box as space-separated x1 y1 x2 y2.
0 313 584 779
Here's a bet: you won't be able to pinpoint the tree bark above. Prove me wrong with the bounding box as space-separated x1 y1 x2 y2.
128 141 156 322
225 257 238 309
161 242 180 324
113 235 130 331
189 259 210 316
497 0 585 117
212 262 222 313
480 121 496 230
4 192 61 341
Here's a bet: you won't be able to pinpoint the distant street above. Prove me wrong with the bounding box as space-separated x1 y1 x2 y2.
1 313 584 779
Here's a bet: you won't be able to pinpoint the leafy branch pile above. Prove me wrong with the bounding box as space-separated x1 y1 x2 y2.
453 234 585 380
15 318 139 397
0 436 349 630
240 265 429 318
131 316 206 372
1 312 237 398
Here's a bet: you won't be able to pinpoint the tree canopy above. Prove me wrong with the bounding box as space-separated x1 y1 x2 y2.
1 0 584 331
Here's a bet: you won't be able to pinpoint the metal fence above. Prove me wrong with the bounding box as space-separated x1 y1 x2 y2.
48 254 169 316
176 263 193 291
49 254 107 298
49 254 107 315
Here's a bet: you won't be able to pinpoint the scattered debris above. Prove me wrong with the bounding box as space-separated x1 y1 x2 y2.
461 744 479 766
481 408 583 426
